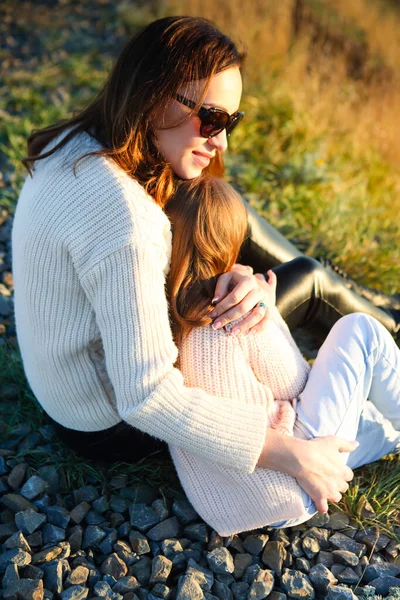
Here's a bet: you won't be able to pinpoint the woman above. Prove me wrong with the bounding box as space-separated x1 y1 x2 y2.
11 16 397 513
165 175 400 534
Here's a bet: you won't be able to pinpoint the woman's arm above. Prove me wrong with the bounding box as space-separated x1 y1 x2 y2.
257 430 357 513
78 237 269 473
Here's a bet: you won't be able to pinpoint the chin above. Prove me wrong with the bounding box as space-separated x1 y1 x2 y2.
176 166 204 180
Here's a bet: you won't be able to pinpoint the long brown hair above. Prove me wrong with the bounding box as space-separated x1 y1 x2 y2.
22 16 246 208
165 175 249 346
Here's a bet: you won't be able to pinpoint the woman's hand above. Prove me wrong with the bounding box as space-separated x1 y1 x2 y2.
257 429 358 513
210 265 277 335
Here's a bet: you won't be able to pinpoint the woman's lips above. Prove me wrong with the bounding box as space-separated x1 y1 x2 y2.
192 152 211 168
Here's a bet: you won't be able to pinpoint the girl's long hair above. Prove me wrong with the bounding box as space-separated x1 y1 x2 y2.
22 16 246 208
165 175 249 347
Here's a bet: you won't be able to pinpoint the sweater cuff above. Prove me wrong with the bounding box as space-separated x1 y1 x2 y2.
122 371 268 474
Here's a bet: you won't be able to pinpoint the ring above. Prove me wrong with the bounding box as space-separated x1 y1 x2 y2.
259 302 268 310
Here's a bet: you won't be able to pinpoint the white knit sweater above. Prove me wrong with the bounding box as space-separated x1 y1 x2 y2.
169 307 312 535
12 130 269 473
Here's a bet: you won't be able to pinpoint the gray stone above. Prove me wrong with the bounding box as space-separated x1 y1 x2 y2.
73 485 98 504
65 565 89 587
42 523 66 545
363 562 400 581
290 535 304 559
206 547 235 575
20 475 48 500
302 526 330 549
113 576 141 593
356 529 391 552
368 576 400 595
317 550 335 568
280 569 315 599
124 483 158 505
7 463 28 490
130 504 160 532
306 512 330 527
247 569 274 600
183 522 208 543
212 580 232 600
233 553 253 579
130 556 153 586
2 563 19 588
152 499 169 521
60 585 89 600
261 541 286 576
309 564 338 592
146 517 180 541
101 553 128 579
82 525 106 548
70 502 91 524
92 495 110 514
3 578 44 600
242 534 269 556
98 531 118 555
295 557 310 573
42 559 63 594
215 574 235 587
109 494 130 514
0 522 17 542
329 532 367 558
336 567 360 585
32 545 64 564
184 563 212 592
151 583 171 599
150 555 172 584
329 513 350 530
15 508 47 534
302 536 320 559
326 585 357 600
231 581 249 600
130 530 152 554
332 550 359 566
0 548 31 573
23 565 44 580
243 564 263 585
267 594 287 600
26 531 43 547
94 580 113 597
2 493 38 513
0 295 11 316
172 499 199 524
68 526 83 553
176 573 204 600
46 506 70 529
4 530 31 552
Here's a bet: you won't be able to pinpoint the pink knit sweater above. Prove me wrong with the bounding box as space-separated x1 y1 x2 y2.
169 307 312 535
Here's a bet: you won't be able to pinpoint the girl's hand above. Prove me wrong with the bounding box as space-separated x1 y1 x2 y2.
210 266 277 335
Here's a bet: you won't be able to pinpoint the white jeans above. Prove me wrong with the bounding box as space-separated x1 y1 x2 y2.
270 312 400 528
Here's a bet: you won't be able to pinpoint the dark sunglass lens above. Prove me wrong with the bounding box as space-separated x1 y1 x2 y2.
226 113 244 136
200 110 229 138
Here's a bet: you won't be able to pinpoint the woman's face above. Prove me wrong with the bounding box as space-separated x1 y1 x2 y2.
152 66 243 180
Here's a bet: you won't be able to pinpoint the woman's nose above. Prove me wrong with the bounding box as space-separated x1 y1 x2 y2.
207 129 228 153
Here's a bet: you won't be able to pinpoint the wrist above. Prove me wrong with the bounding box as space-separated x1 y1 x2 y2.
257 428 306 476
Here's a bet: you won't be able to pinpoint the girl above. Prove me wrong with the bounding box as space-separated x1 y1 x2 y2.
165 175 400 535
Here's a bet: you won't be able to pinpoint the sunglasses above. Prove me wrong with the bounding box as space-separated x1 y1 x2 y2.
175 94 245 139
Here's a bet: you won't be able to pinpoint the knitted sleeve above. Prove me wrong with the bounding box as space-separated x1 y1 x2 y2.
79 238 268 473
241 306 311 401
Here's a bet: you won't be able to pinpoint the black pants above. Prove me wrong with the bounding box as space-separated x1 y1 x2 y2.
55 201 400 461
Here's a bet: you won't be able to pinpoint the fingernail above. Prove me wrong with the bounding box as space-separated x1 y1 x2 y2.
209 310 217 318
212 320 222 330
232 328 241 336
211 297 220 305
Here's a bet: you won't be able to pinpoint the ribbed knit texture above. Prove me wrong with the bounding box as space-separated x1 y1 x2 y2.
12 130 269 472
169 307 312 535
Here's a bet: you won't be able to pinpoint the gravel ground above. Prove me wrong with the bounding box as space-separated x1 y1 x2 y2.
1 1 400 598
